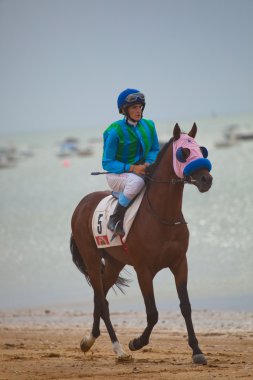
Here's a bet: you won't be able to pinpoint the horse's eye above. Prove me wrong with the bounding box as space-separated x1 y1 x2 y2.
176 147 190 163
200 146 208 158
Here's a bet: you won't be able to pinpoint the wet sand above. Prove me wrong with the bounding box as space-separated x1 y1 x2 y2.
1 308 253 379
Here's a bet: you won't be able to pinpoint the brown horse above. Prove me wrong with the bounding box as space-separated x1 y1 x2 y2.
70 123 213 364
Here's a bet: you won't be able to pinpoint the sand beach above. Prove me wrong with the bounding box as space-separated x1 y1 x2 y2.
1 308 253 380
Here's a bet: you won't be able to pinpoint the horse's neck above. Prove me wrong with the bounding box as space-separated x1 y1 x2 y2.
147 155 184 219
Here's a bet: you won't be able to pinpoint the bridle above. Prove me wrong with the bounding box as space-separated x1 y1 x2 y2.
144 154 197 226
144 175 196 185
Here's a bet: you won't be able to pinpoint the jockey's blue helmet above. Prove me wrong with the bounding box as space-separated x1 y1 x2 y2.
117 88 146 114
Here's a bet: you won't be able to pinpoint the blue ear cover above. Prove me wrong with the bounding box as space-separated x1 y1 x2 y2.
183 158 212 176
200 146 208 158
176 147 186 163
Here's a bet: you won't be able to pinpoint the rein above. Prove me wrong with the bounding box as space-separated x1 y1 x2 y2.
145 175 188 185
145 188 187 225
144 171 197 185
144 171 195 226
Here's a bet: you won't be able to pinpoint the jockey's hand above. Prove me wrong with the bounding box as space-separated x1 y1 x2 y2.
130 164 148 175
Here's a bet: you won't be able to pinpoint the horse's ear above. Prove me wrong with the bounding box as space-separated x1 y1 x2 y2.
188 123 197 138
173 123 181 140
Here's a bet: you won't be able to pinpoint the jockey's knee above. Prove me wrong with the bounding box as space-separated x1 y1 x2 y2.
124 175 145 199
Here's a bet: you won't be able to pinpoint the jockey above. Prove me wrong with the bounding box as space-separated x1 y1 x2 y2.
102 88 160 237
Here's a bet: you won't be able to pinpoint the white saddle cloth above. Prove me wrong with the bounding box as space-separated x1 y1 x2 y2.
92 189 145 248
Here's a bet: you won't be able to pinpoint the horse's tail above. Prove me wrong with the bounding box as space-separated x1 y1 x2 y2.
70 234 130 294
70 234 91 285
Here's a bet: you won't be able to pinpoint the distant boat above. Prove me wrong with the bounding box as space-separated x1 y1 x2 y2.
58 137 79 157
57 137 93 158
77 147 93 157
226 124 253 141
214 123 253 148
0 153 16 168
0 153 10 168
0 146 17 168
234 129 253 141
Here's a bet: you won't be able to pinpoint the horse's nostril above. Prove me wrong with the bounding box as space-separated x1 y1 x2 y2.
201 175 212 185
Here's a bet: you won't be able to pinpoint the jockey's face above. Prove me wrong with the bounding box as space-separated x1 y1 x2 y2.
126 104 143 122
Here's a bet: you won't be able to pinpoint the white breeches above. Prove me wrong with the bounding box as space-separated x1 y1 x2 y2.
106 173 145 203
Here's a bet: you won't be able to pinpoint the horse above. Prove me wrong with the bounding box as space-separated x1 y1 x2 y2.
70 123 213 364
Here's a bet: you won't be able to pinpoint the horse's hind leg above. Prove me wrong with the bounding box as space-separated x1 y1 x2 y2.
101 253 132 360
173 257 207 365
79 247 101 354
80 246 130 360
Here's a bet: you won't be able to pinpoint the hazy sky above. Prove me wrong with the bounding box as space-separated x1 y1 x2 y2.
0 0 252 134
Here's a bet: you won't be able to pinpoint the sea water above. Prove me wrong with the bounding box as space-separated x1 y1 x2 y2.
0 114 253 312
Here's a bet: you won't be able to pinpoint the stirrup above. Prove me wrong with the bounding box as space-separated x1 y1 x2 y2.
110 232 117 242
114 220 125 236
110 221 125 241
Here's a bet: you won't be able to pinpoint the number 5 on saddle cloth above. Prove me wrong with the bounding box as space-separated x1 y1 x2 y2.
92 189 145 248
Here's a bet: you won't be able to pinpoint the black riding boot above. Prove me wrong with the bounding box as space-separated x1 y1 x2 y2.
107 202 127 236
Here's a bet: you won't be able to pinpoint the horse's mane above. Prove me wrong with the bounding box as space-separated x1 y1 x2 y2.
145 137 174 180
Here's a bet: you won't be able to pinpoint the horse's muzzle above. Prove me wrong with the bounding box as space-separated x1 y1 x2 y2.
187 171 213 192
196 173 213 192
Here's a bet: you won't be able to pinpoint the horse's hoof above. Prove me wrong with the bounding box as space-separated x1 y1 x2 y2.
129 338 145 351
129 340 138 351
80 337 91 353
193 353 207 365
129 337 147 351
116 354 133 363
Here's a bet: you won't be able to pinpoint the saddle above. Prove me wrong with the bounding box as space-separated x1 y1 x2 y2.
92 189 145 248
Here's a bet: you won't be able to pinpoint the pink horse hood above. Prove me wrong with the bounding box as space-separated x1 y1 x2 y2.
173 134 212 178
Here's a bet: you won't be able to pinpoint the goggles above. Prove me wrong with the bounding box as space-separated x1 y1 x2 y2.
125 92 145 103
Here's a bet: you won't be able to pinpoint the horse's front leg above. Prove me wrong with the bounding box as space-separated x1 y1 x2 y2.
129 270 158 351
174 258 207 365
